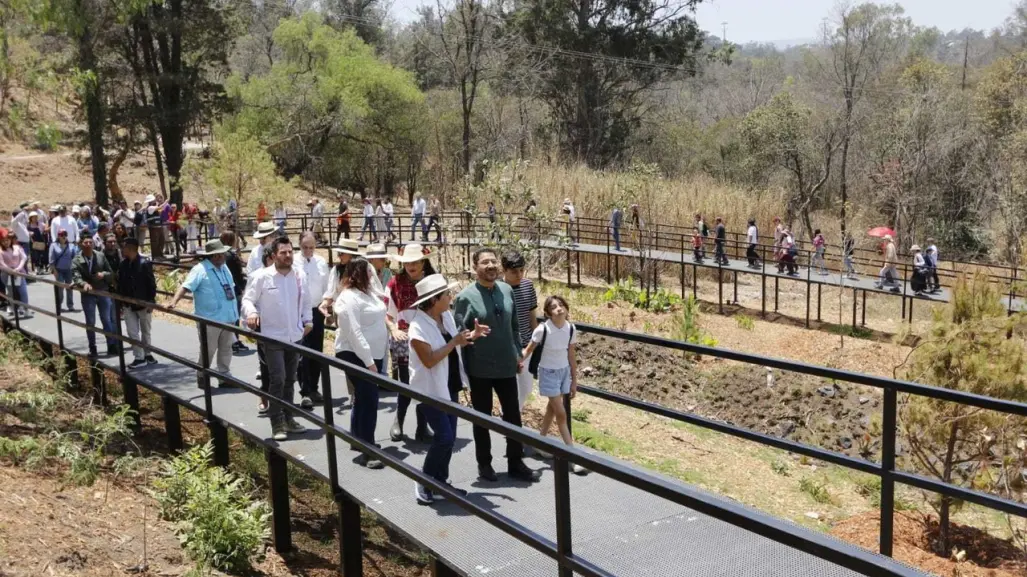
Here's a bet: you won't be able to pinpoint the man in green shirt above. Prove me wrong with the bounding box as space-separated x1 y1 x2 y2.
71 236 118 359
454 247 540 483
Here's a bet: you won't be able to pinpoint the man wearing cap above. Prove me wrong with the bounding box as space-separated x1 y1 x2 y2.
454 247 540 483
71 236 119 359
242 236 313 440
297 231 330 408
11 202 31 256
116 238 158 368
169 239 240 387
247 221 279 275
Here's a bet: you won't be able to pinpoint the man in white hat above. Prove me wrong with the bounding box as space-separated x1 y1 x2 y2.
242 236 313 440
50 205 79 244
246 221 280 276
875 234 898 289
297 231 330 408
169 239 240 387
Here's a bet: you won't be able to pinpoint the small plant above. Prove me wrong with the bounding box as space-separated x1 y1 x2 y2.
735 314 756 331
799 476 833 504
152 443 270 573
158 270 183 296
571 408 592 424
855 475 882 505
603 278 640 304
770 460 790 476
828 324 873 339
34 122 62 151
671 296 718 354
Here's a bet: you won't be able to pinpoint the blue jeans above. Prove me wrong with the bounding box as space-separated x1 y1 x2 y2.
360 217 376 240
421 389 459 483
55 268 74 309
5 276 28 314
411 214 423 240
612 226 621 250
337 351 383 445
82 293 117 352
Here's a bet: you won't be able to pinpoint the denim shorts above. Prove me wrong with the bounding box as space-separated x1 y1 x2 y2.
538 366 571 397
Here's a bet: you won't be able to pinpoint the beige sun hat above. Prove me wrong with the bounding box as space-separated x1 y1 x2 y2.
883 234 893 241
910 244 921 252
364 243 389 260
252 221 279 239
332 238 364 256
410 274 460 308
390 243 433 264
144 194 156 204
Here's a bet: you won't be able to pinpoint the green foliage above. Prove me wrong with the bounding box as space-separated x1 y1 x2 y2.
457 159 544 261
671 296 718 351
735 314 755 331
33 121 60 150
827 324 873 339
152 443 270 573
601 278 680 312
770 460 790 476
571 408 591 424
798 475 833 504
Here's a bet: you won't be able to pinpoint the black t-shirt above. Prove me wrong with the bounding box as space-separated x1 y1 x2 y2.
716 223 726 240
442 332 463 397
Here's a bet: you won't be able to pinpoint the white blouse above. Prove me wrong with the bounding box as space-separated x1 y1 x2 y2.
408 310 469 400
334 287 388 366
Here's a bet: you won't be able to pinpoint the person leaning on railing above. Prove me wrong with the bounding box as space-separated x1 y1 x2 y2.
169 239 240 388
116 237 158 368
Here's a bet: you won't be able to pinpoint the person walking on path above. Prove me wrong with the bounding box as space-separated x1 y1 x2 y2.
745 219 759 269
297 232 330 409
487 201 501 241
926 238 940 293
28 211 47 274
562 199 576 245
170 240 240 387
72 236 117 358
360 198 377 242
336 199 352 242
0 232 31 319
11 202 30 257
610 205 623 252
691 228 704 263
310 197 326 243
910 244 927 296
247 222 279 276
520 295 587 475
144 194 165 260
773 217 785 272
812 229 828 275
273 202 287 229
714 217 728 265
411 193 427 241
427 196 443 243
116 238 158 368
50 205 78 244
333 257 389 468
454 247 540 483
49 229 78 311
409 273 488 504
374 198 387 240
502 252 538 411
242 236 313 441
875 235 899 290
385 244 435 442
222 231 250 354
694 214 709 260
842 234 857 279
781 228 798 276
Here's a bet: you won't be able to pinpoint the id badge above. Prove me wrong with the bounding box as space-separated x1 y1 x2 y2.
222 284 235 300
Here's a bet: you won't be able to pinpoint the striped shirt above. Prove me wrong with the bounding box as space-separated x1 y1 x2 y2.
510 278 537 348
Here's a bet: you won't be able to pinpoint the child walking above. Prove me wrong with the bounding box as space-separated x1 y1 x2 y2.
812 229 827 275
521 296 587 476
691 227 704 263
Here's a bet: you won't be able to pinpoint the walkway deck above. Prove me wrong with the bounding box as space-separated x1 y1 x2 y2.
10 280 925 576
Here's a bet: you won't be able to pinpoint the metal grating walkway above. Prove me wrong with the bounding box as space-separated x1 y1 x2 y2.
9 280 927 576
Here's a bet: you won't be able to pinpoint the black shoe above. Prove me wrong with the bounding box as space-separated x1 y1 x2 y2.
432 483 468 500
128 359 147 369
306 391 324 404
87 350 98 360
414 427 434 443
508 461 541 482
145 355 158 365
478 465 499 482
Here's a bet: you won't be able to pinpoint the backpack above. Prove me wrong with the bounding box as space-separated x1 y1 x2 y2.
528 323 574 377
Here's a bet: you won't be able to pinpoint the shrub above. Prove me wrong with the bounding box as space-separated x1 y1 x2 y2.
34 122 61 151
152 443 270 573
798 476 833 504
735 314 755 331
770 460 790 476
671 296 718 352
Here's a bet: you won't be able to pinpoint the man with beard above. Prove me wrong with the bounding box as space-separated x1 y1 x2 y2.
453 247 540 483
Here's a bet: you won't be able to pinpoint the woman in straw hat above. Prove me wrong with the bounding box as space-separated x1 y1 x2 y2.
408 273 489 504
385 243 437 442
333 257 389 469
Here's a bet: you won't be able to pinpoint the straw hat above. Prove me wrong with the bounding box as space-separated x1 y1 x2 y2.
71 205 81 214
390 243 433 264
910 244 921 252
883 234 893 241
50 204 62 212
144 194 156 204
199 239 231 256
411 274 460 308
252 221 279 239
365 243 388 260
332 238 363 256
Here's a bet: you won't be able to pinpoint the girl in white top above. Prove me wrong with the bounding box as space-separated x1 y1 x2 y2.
408 274 488 504
520 295 586 475
333 257 389 469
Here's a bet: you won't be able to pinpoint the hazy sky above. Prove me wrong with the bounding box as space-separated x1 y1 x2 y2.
388 0 1016 44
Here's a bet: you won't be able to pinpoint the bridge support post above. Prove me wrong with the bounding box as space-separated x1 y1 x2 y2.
852 288 857 328
430 558 460 577
163 395 183 453
717 265 723 314
908 296 914 325
209 421 230 467
122 377 142 434
733 271 738 305
337 489 363 577
817 283 822 322
774 276 779 313
692 263 697 298
554 457 573 577
680 235 685 299
804 265 811 329
861 290 867 326
267 448 293 555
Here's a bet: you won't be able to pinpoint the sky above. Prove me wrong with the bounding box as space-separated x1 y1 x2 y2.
387 0 1016 45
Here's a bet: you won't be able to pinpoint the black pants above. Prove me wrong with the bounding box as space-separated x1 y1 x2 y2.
468 375 523 467
930 268 940 290
299 307 326 396
714 240 726 264
746 243 759 266
336 221 351 243
393 363 428 432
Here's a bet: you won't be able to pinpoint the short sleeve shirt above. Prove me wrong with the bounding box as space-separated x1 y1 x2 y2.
183 260 239 324
510 278 537 347
531 320 577 370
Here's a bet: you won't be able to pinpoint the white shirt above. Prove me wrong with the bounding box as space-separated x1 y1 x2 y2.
929 244 939 264
564 203 576 221
11 211 29 243
383 202 394 217
747 225 758 245
333 287 388 365
241 266 312 343
50 215 79 243
409 310 469 400
363 203 374 218
412 198 426 215
273 207 287 221
323 262 385 301
246 241 267 275
531 319 577 370
300 254 329 306
914 253 926 268
312 202 324 219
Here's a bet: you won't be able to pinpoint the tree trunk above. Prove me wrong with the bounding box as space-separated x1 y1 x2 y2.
79 29 108 207
150 129 168 198
0 18 10 120
108 140 130 204
163 127 185 207
939 420 959 554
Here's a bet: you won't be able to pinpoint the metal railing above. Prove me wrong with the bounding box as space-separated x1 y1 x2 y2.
0 269 951 576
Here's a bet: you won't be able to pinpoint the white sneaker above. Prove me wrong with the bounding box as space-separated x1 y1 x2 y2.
300 396 313 409
571 463 588 476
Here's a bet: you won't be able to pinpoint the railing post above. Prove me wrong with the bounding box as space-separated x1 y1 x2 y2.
321 363 341 490
54 284 64 350
198 320 228 466
852 287 858 328
717 261 723 314
267 448 293 554
861 289 867 326
163 395 183 453
337 489 364 577
879 387 897 557
1008 267 1016 317
113 303 141 432
680 234 685 299
761 245 767 318
606 224 612 285
12 275 21 332
805 256 811 329
554 457 573 577
430 558 460 577
537 220 543 284
566 241 572 287
901 265 908 320
817 283 822 322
